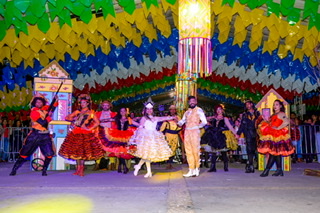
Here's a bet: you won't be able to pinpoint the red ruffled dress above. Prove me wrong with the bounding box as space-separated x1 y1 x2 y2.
257 114 295 156
59 110 105 160
99 118 137 159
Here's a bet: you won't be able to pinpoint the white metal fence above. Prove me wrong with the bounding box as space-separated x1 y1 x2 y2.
0 127 31 162
297 125 320 162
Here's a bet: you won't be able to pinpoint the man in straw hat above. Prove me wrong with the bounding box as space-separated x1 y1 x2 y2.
159 104 183 169
9 94 59 176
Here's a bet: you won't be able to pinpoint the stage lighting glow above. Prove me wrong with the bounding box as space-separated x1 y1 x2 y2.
0 194 93 213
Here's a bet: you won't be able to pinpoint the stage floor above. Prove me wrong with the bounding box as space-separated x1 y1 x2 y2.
0 161 319 213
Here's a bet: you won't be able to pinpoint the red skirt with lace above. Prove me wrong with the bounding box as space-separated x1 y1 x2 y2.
257 115 295 156
58 127 105 160
98 126 136 159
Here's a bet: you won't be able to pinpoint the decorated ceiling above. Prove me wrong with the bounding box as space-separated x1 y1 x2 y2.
0 0 319 114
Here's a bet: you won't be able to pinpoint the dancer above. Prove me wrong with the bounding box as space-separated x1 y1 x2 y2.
95 100 117 170
129 98 175 178
96 101 117 128
177 96 207 177
201 104 237 172
237 100 260 173
258 100 295 177
159 105 182 169
9 94 58 176
103 107 137 174
59 94 105 177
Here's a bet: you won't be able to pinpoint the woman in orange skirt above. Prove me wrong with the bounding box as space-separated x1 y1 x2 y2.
59 94 105 176
258 100 295 177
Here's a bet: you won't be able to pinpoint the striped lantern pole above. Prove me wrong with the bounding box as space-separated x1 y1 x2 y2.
176 0 212 114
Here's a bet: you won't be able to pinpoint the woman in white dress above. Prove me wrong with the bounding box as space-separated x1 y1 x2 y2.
128 99 176 178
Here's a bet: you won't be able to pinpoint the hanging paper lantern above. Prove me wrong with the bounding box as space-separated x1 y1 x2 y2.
178 0 212 78
176 0 212 113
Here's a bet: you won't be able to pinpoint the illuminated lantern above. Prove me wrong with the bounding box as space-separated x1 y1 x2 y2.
176 0 212 113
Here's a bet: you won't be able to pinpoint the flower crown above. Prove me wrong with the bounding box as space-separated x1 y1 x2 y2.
214 104 225 113
77 94 91 103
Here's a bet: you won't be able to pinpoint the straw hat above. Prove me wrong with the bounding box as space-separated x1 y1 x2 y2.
169 105 176 110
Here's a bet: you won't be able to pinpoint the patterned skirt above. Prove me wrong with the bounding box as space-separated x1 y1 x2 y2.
98 127 136 159
257 122 295 156
58 127 105 160
128 128 173 162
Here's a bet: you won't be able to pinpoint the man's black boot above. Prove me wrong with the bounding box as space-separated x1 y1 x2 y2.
42 157 52 176
9 157 27 176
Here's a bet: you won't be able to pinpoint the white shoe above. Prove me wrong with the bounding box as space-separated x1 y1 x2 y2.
144 172 152 178
183 169 195 178
194 168 200 177
133 165 140 176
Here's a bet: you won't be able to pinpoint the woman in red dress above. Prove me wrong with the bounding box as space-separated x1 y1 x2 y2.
59 94 105 176
258 100 295 177
102 107 137 174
